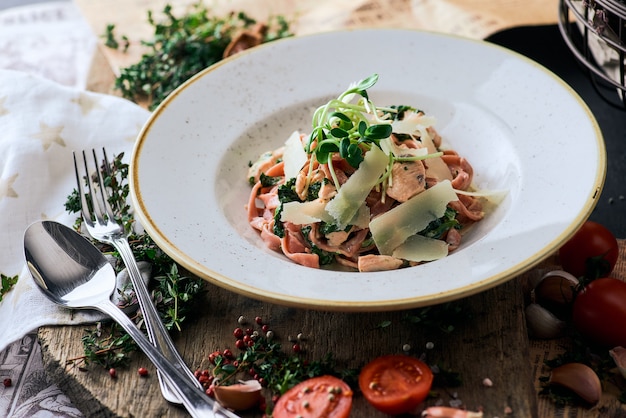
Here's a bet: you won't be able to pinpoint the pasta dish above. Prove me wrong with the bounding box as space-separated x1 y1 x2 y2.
246 74 490 272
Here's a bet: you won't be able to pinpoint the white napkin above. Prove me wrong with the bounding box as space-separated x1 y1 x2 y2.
0 69 150 352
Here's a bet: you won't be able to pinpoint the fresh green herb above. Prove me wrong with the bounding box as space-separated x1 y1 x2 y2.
303 74 442 194
383 104 421 121
420 207 461 240
307 74 393 170
318 221 348 236
300 225 336 265
73 322 135 369
106 3 292 109
207 322 357 405
273 178 299 237
153 264 202 332
65 152 205 370
102 24 129 51
375 320 392 329
0 274 18 303
213 337 349 394
259 173 280 188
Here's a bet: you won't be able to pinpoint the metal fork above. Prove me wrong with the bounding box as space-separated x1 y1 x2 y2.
73 149 208 406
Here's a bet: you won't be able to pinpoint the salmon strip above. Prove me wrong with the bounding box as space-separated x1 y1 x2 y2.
358 254 404 272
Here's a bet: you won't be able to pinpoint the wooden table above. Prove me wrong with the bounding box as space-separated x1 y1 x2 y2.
38 3 626 417
37 41 539 418
39 272 535 417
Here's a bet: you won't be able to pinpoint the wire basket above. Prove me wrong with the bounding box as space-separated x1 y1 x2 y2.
558 0 626 107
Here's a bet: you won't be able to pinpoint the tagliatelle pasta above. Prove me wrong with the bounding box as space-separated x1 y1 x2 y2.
246 74 491 272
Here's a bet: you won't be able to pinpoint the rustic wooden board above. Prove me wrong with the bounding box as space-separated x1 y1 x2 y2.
39 273 537 417
34 40 540 418
40 3 626 415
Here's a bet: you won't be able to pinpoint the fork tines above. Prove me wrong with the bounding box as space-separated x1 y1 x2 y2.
73 148 116 227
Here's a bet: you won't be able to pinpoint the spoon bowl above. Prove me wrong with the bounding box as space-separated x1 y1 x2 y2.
25 221 116 308
23 220 236 418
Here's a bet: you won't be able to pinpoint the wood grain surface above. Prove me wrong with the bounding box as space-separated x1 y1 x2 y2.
35 29 626 417
39 273 536 417
37 49 538 418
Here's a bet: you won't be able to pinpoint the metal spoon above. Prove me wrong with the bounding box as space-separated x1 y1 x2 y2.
23 220 238 418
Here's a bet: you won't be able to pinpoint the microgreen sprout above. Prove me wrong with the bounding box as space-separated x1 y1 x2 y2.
303 74 443 194
306 74 394 170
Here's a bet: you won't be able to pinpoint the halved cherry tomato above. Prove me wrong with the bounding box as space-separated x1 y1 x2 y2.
359 354 433 415
273 375 353 418
559 220 618 278
572 277 626 348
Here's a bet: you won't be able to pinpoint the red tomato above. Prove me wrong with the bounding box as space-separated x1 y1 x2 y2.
572 278 626 348
559 221 618 278
359 354 433 415
273 375 352 418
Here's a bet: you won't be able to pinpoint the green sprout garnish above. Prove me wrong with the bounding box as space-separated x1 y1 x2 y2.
306 74 393 170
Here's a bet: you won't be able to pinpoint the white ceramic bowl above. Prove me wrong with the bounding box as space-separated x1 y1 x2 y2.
130 29 605 312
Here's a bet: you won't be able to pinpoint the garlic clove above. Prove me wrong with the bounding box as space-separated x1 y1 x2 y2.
549 363 602 405
422 406 483 417
525 303 566 339
214 380 263 411
540 270 579 285
532 271 578 320
609 346 626 379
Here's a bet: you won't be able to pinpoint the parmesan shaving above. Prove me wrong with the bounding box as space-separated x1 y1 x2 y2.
324 145 388 228
370 179 458 255
282 130 308 180
281 200 332 225
392 234 449 262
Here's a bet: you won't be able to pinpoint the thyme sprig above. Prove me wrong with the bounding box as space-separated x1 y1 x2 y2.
205 320 358 414
153 264 202 332
67 152 204 369
73 323 135 369
104 3 292 110
211 337 354 396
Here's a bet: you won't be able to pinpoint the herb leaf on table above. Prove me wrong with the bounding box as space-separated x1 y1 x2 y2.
104 3 292 110
67 152 205 369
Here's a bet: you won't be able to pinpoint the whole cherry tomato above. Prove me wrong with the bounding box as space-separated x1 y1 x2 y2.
359 354 433 415
559 221 618 278
572 278 626 348
273 375 352 418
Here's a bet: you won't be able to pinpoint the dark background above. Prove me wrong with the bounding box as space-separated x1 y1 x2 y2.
487 24 626 238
